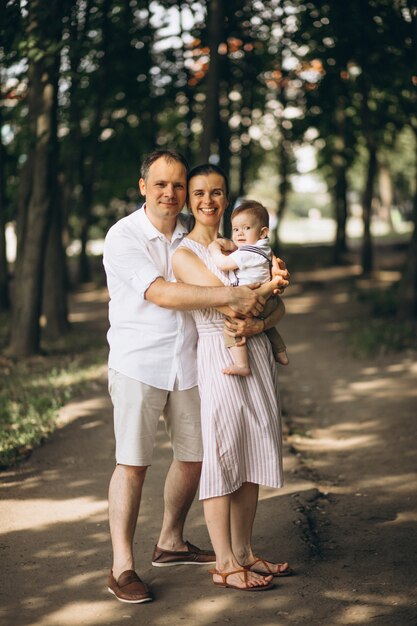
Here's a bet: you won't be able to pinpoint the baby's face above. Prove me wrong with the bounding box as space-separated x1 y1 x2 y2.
231 212 265 246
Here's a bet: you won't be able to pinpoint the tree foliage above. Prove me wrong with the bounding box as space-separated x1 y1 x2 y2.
1 0 417 355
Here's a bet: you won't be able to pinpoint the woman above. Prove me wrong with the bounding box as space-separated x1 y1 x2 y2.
172 164 291 592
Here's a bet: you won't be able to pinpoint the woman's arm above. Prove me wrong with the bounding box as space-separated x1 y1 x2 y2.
170 247 265 316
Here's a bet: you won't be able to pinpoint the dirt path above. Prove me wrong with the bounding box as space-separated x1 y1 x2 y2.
279 263 417 625
1 266 416 626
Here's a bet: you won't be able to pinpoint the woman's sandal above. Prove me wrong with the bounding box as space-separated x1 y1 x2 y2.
244 556 292 577
209 568 274 592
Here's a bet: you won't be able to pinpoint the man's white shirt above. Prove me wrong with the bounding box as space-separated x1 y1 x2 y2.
103 205 198 391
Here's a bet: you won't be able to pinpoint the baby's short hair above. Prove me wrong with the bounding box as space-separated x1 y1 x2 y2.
231 200 269 228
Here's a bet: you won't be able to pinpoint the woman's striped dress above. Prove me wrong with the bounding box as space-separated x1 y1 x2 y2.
179 238 284 500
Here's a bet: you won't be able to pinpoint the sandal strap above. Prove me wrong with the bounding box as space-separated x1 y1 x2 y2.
249 556 273 574
209 568 249 584
247 555 289 574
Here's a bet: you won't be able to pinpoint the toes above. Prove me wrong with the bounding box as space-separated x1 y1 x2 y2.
277 562 289 574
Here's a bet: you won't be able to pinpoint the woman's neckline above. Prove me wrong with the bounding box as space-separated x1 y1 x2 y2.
186 230 221 248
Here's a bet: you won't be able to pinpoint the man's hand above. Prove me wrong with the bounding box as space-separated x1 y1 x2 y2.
271 256 290 294
224 316 264 339
228 285 265 317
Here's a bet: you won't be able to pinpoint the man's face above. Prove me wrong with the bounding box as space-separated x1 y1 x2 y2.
139 157 187 225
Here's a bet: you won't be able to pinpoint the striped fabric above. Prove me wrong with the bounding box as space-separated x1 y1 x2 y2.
178 239 284 500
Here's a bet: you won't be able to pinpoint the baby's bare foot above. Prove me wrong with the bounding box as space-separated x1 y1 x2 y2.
222 364 251 376
275 350 289 366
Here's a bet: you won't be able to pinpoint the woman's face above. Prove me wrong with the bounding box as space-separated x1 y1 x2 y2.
188 173 228 226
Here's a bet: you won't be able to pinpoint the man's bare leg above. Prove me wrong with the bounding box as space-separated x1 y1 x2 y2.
109 464 148 578
156 460 202 550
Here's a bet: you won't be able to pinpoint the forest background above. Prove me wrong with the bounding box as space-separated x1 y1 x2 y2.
0 0 416 466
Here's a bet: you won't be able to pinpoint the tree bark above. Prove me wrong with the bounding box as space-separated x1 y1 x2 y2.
200 0 223 161
359 76 377 275
362 143 377 275
333 159 348 264
0 98 9 310
397 129 417 318
273 134 291 253
77 0 110 283
42 177 69 338
7 1 62 356
332 102 349 263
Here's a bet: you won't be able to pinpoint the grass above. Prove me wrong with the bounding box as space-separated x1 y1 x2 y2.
349 317 416 357
349 287 417 357
0 295 108 469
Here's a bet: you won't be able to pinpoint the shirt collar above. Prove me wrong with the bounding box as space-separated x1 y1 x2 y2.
255 237 270 250
136 204 188 242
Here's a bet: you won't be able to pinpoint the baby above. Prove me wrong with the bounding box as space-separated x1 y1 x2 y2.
209 199 289 376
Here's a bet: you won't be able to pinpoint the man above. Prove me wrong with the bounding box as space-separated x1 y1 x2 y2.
103 149 281 604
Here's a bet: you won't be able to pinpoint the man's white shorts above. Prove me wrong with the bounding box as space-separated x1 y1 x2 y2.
108 369 203 466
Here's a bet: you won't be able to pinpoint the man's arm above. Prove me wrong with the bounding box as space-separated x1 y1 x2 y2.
145 278 263 316
148 247 264 317
224 295 286 340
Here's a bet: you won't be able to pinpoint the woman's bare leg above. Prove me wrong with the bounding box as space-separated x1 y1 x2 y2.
231 482 290 575
230 482 258 564
203 495 272 589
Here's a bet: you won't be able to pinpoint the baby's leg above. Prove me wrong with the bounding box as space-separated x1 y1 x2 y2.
266 328 289 366
223 344 251 376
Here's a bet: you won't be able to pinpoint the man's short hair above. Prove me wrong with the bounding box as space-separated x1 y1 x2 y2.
140 149 189 180
231 200 269 228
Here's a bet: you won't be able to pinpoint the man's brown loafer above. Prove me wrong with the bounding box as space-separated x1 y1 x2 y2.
107 569 153 603
152 541 216 567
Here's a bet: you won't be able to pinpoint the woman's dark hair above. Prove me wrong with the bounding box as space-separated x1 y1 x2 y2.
140 149 189 180
187 163 229 197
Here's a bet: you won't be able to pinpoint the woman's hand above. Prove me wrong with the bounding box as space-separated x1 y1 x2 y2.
224 316 265 341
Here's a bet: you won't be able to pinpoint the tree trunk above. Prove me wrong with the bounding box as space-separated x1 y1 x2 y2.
359 73 377 276
78 212 91 282
273 134 290 253
0 98 9 310
362 143 377 275
333 160 348 264
77 0 110 284
397 130 417 318
200 0 223 161
7 1 61 356
42 177 69 338
377 162 394 230
178 1 194 164
332 101 349 264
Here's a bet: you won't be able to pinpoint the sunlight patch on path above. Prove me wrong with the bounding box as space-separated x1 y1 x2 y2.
0 498 107 532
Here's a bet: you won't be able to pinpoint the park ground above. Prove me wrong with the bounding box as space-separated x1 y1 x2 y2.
0 244 416 626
